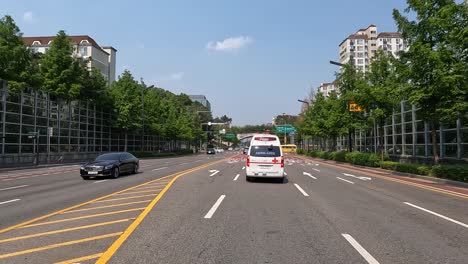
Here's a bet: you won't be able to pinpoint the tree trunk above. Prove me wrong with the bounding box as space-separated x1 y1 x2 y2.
430 120 440 165
124 133 128 152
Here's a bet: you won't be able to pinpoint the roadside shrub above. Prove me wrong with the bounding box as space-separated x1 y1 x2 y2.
308 151 320 158
366 154 380 167
380 161 398 170
431 165 468 183
416 166 431 176
394 163 429 175
330 151 347 162
317 151 331 159
297 149 305 155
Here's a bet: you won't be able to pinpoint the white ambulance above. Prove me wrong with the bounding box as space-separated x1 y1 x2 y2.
245 134 284 182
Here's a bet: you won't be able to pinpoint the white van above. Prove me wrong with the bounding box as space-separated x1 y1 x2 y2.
246 134 284 182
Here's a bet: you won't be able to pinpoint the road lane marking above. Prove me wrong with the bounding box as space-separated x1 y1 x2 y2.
20 208 145 229
0 219 131 243
337 177 355 184
0 199 20 205
343 173 371 181
404 202 468 228
342 234 380 264
303 172 317 180
94 180 108 183
96 157 231 263
204 195 226 219
93 194 158 203
284 172 288 176
0 185 29 191
54 253 103 264
63 200 151 214
312 168 320 172
209 170 220 177
0 233 121 260
152 167 168 171
233 174 240 181
294 184 310 197
242 166 245 170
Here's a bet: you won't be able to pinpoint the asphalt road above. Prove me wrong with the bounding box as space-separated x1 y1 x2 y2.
0 152 467 263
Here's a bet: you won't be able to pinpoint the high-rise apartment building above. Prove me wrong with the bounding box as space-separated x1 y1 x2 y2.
188 95 211 111
338 25 406 72
23 35 117 85
318 81 338 97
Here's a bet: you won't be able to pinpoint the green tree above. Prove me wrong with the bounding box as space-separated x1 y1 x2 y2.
362 51 402 161
39 30 83 99
393 0 467 164
108 70 143 150
80 67 108 102
0 15 33 91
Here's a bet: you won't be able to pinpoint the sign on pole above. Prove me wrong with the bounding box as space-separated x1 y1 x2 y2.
276 125 297 133
48 127 53 137
349 102 364 112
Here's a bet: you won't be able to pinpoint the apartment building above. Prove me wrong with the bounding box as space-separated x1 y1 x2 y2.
23 35 117 85
377 32 408 58
318 81 338 97
338 25 406 72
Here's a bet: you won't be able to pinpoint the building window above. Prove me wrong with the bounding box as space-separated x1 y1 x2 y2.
357 39 364 44
357 52 364 58
357 59 364 64
371 31 376 34
358 66 364 71
80 40 90 44
79 46 88 56
371 43 376 47
32 40 41 46
357 46 363 51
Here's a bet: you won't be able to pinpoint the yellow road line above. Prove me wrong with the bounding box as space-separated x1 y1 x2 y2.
297 156 468 199
0 232 121 259
54 253 103 264
97 158 228 263
93 194 158 203
0 174 173 234
63 201 152 214
133 185 168 190
113 189 163 196
0 219 131 243
20 208 145 229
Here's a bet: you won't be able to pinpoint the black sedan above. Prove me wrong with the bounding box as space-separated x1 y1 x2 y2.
80 152 139 180
207 147 216 154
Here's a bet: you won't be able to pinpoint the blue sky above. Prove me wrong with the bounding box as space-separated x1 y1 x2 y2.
1 0 408 125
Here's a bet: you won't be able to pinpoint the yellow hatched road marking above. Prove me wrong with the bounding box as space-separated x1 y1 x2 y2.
63 200 151 214
54 253 103 264
97 158 228 263
93 194 158 203
0 219 131 243
20 208 145 229
114 189 163 196
0 232 121 259
133 185 168 190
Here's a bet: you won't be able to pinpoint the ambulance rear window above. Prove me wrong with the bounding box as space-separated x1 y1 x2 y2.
250 146 281 157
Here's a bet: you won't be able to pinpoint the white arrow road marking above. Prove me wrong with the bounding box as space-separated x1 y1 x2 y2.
343 173 371 181
303 172 317 180
312 168 320 172
209 170 220 177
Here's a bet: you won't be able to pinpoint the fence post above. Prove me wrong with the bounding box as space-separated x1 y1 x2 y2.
412 104 417 157
401 101 406 155
19 91 24 155
439 124 445 159
424 122 429 158
457 117 462 159
1 80 6 155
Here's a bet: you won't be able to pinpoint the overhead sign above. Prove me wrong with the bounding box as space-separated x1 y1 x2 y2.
224 134 236 139
276 125 297 133
349 102 364 112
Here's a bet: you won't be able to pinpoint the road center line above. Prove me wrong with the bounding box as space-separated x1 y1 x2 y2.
294 184 310 197
404 202 468 228
337 177 355 184
0 185 28 191
152 167 169 171
204 195 226 219
0 199 20 205
233 174 240 181
342 234 380 264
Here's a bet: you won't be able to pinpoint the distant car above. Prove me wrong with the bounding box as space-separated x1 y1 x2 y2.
80 152 139 180
228 147 233 151
207 148 216 154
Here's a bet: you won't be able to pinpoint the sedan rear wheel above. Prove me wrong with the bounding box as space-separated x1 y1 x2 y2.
133 163 139 174
112 167 120 179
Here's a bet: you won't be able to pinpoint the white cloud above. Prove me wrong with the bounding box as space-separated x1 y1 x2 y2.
206 36 253 51
23 11 33 23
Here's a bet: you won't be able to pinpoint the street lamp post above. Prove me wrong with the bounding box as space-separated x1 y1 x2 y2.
297 99 310 106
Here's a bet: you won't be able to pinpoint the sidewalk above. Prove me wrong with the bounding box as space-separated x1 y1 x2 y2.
295 155 468 196
0 162 82 173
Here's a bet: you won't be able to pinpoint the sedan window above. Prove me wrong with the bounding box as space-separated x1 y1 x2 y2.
96 153 121 161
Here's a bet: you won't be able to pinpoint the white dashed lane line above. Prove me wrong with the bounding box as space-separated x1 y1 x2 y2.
233 174 240 181
342 234 380 264
294 184 310 197
404 202 468 228
204 195 226 219
337 177 355 184
0 185 29 191
0 199 21 205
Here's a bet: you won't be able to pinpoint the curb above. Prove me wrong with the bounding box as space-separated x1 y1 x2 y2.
299 155 468 189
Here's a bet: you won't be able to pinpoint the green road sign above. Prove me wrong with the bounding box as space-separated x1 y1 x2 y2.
224 133 236 139
276 125 297 133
